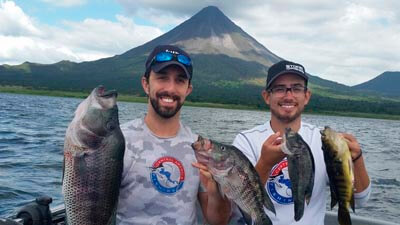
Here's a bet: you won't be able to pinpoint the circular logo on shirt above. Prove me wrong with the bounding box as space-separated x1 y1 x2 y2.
267 159 293 204
150 156 185 194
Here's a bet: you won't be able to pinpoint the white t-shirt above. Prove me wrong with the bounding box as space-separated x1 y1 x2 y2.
232 121 370 225
116 118 201 225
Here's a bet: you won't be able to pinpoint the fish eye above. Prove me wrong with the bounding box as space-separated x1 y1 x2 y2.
220 146 225 151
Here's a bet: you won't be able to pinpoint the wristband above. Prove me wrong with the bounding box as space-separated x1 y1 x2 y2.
352 149 363 162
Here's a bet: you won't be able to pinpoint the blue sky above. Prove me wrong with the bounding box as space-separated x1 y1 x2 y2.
1 0 399 86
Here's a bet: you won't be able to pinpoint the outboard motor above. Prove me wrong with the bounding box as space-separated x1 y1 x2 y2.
16 196 53 225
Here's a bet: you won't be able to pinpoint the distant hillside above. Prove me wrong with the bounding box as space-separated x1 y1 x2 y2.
1 6 400 117
353 71 400 96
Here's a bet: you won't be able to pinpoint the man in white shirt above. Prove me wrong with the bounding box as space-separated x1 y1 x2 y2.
232 60 371 225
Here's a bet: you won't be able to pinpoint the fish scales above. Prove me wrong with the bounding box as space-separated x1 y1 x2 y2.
62 86 125 225
321 126 354 225
220 161 264 221
282 128 315 222
192 136 275 225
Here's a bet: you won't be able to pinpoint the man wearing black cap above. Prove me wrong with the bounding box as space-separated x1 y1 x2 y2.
231 60 371 224
116 45 231 225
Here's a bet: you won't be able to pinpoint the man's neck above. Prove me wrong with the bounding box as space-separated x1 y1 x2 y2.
144 109 181 138
270 117 301 134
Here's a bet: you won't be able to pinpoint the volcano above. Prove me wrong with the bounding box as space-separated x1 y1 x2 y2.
0 6 373 107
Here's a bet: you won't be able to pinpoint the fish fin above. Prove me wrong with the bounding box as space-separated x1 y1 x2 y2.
73 152 87 176
350 194 355 213
305 194 311 205
263 192 276 215
305 169 314 205
338 205 352 225
329 183 338 209
237 207 252 225
306 143 315 206
107 206 117 225
76 128 103 149
215 182 228 200
62 157 65 185
305 169 314 206
254 213 273 225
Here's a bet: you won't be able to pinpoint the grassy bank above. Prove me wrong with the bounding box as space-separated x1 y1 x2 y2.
0 85 260 110
1 85 399 120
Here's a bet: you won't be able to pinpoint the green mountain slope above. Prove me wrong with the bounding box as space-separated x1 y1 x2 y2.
1 6 399 117
353 71 400 96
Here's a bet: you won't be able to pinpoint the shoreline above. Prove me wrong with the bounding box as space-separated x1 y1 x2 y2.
1 85 399 120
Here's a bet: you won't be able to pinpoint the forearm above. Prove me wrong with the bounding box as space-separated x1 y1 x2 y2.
203 192 231 225
353 155 370 193
255 157 273 185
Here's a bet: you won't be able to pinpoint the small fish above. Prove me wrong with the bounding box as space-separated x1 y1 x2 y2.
321 126 354 225
192 136 275 225
62 86 125 225
281 128 315 221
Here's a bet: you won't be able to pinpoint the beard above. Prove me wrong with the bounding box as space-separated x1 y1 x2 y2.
150 92 183 119
269 102 304 124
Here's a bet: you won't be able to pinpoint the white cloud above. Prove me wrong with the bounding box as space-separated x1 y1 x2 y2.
0 1 41 36
114 0 400 85
40 0 87 7
0 1 163 65
1 0 400 85
53 15 163 54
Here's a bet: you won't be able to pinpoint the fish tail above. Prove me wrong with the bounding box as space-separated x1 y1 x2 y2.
338 205 352 225
294 201 305 221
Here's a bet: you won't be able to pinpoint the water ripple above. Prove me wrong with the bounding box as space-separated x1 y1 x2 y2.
372 178 400 186
1 92 400 221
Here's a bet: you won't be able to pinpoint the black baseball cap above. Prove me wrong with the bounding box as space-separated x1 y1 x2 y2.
145 45 193 79
266 60 308 89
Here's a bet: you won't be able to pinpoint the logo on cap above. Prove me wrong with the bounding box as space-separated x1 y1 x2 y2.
165 49 180 55
286 65 304 74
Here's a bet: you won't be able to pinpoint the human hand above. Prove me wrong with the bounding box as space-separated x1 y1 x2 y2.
259 132 286 168
191 162 220 196
341 133 362 161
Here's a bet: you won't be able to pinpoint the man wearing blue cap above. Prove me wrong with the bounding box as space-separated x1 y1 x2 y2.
116 45 231 225
232 60 371 225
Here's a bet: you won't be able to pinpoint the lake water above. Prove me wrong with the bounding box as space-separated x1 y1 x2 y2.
0 92 399 221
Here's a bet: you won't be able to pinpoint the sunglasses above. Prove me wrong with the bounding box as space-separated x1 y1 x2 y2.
152 52 192 67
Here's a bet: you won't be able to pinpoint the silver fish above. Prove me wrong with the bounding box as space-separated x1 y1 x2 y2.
281 128 315 221
62 86 125 225
321 126 354 225
192 136 275 225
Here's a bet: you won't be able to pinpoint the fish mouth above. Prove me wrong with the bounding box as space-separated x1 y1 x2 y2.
96 85 118 98
192 136 212 150
194 151 211 164
192 136 213 164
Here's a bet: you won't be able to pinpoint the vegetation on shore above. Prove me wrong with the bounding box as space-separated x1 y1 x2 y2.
1 85 399 120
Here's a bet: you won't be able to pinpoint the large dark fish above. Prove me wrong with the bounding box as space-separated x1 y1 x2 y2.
62 86 125 225
321 126 354 225
281 128 315 221
192 136 275 225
